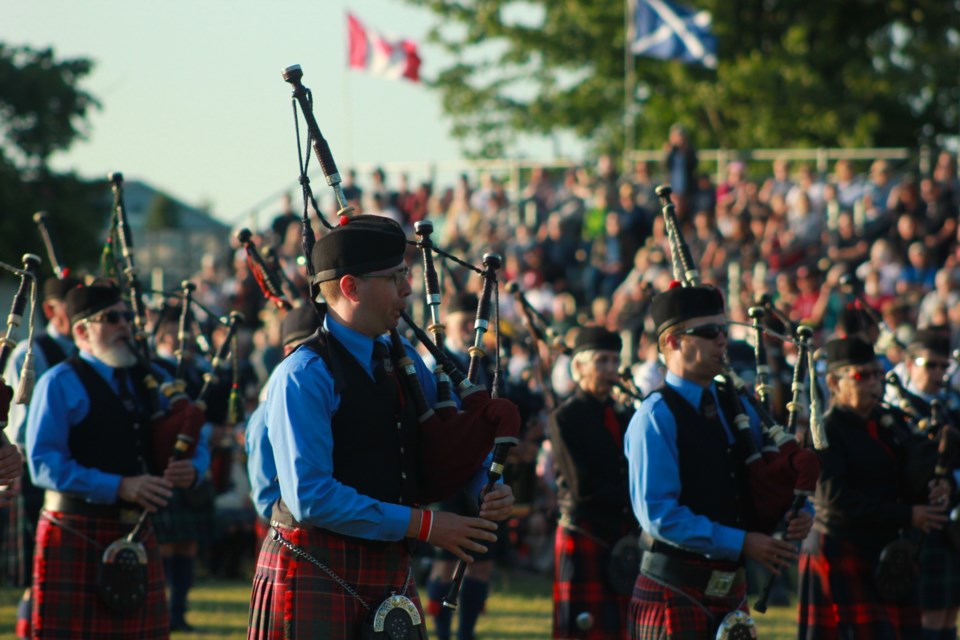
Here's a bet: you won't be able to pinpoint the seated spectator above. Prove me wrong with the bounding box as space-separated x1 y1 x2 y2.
917 268 960 327
898 241 939 298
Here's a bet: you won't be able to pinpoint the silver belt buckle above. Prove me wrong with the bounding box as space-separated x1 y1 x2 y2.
704 569 736 597
119 509 141 525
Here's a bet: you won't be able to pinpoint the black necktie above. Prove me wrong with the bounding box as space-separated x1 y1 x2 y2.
114 368 136 413
699 389 719 421
372 340 399 413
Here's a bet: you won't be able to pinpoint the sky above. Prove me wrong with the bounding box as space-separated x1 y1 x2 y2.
2 0 571 228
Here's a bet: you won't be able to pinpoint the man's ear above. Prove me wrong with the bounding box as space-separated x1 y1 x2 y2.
340 275 361 303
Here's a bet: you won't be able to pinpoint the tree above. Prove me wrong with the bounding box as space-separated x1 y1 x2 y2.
145 193 180 231
402 0 960 158
0 44 107 274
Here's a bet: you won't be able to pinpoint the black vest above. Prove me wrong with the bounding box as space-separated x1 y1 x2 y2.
304 331 420 505
67 356 156 477
35 334 69 369
657 382 752 530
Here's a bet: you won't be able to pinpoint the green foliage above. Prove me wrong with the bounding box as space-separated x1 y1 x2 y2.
145 193 180 231
0 44 107 273
403 0 960 157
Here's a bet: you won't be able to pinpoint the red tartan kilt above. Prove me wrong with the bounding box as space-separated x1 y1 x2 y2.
628 563 747 640
798 531 920 640
32 510 168 638
248 524 428 640
553 524 630 639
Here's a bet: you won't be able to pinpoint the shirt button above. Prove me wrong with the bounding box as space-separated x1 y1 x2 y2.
400 447 405 454
730 473 735 478
396 422 402 430
401 472 407 480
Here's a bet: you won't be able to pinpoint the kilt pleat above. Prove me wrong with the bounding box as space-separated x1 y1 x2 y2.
32 510 168 639
553 524 630 639
798 532 920 640
247 525 428 640
918 528 960 610
627 571 747 640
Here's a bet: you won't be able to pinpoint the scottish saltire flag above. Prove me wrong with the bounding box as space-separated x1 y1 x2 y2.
347 13 422 83
632 0 717 69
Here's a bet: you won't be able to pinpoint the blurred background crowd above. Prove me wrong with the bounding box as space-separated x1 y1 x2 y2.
41 139 953 588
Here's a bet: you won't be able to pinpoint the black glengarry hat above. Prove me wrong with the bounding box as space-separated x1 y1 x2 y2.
43 275 81 302
908 327 951 355
281 305 322 347
650 285 725 335
823 336 876 372
447 292 479 316
310 215 408 284
65 281 122 325
573 325 622 354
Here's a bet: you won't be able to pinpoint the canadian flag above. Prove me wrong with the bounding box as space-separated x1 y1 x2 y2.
347 12 422 83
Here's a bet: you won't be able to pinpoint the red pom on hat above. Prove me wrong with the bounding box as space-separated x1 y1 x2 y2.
339 215 351 226
668 280 682 289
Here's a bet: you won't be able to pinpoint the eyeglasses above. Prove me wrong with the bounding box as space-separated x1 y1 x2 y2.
357 266 410 287
677 323 728 340
845 368 883 382
915 357 950 371
86 310 136 325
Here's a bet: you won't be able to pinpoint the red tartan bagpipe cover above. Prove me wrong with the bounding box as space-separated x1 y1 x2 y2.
416 388 520 504
150 392 206 470
748 439 821 533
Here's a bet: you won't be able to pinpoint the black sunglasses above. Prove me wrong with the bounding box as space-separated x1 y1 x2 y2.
87 310 136 325
915 357 950 371
677 323 729 340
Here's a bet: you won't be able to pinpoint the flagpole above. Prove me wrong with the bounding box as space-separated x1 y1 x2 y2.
624 0 637 171
343 65 353 170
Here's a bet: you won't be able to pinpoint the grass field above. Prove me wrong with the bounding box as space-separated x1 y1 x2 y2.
0 570 801 639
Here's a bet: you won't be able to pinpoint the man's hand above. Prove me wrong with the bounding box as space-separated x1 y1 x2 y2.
784 509 814 542
929 478 951 507
912 504 948 534
118 475 173 512
414 511 498 564
479 484 514 522
163 459 197 489
742 532 799 575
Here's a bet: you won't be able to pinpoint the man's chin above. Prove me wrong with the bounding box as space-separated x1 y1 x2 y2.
93 344 137 368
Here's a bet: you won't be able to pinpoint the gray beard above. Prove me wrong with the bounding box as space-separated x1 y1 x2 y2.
91 341 138 369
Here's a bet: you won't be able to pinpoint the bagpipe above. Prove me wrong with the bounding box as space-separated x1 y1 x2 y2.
96 172 243 470
272 64 524 610
0 254 41 440
0 253 40 482
653 184 825 613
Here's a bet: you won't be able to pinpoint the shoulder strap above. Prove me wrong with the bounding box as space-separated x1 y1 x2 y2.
302 329 346 396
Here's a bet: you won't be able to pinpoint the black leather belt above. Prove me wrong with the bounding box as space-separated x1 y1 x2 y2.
44 492 142 525
641 551 745 597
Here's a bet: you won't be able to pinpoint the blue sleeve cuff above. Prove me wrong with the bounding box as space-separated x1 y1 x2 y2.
713 525 746 562
378 503 412 541
98 473 124 504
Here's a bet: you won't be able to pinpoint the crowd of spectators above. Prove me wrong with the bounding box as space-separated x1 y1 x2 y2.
176 141 960 581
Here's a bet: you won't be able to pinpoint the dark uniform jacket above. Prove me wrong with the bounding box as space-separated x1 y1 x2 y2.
814 405 920 555
549 387 635 542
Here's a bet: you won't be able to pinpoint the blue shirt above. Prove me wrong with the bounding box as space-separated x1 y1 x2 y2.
3 325 76 448
244 403 277 519
26 350 211 504
262 314 486 540
624 370 763 561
